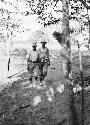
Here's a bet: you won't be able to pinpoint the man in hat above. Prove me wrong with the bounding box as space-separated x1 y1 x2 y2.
38 40 50 83
26 42 39 84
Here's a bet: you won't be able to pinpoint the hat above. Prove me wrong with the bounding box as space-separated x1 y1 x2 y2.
32 42 37 47
40 41 47 44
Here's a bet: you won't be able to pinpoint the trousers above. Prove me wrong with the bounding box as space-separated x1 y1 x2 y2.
27 62 39 80
39 63 48 81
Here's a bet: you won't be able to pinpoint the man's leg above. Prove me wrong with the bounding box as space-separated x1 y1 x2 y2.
39 64 44 82
33 64 39 81
39 63 48 87
28 63 34 83
29 73 33 83
43 63 48 79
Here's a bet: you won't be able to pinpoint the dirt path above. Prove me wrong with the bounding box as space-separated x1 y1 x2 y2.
0 54 90 125
0 69 66 125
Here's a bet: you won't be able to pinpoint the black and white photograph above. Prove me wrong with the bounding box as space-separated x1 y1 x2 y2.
0 0 90 125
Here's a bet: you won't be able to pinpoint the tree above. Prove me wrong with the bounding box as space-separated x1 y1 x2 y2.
53 1 79 124
0 0 89 124
0 9 20 73
76 0 90 50
61 0 79 125
87 9 90 50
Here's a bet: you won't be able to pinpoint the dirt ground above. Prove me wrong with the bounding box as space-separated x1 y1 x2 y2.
0 52 90 125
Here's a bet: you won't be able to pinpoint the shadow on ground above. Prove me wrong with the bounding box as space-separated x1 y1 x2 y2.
0 70 67 125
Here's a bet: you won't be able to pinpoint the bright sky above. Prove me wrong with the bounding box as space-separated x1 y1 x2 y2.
0 0 89 50
0 0 63 50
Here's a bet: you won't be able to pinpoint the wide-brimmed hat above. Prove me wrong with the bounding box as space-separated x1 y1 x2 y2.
40 41 47 44
32 42 37 47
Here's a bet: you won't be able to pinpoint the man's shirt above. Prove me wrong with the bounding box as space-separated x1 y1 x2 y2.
26 50 39 62
38 47 50 63
38 47 49 59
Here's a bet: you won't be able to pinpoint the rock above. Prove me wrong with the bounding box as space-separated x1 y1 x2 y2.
73 84 82 93
56 84 64 93
46 86 54 101
33 96 41 106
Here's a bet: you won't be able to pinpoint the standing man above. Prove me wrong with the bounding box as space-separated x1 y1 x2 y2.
26 42 39 84
38 40 50 83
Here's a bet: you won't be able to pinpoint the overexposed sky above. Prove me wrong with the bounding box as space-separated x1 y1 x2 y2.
0 0 89 50
0 0 62 50
13 15 42 42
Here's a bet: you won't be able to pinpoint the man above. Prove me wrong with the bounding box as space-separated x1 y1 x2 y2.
38 40 50 83
26 42 39 84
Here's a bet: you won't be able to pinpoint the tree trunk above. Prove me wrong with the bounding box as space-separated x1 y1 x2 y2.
62 0 79 125
77 41 85 125
88 15 90 50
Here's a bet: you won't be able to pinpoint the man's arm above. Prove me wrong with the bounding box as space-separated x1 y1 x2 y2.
47 48 50 66
26 50 32 62
26 50 32 70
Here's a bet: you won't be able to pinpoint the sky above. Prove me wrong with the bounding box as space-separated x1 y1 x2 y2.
0 0 63 50
0 0 89 51
0 0 90 81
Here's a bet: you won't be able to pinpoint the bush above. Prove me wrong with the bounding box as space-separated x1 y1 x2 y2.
19 48 28 57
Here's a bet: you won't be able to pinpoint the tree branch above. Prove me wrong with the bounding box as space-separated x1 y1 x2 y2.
79 0 90 9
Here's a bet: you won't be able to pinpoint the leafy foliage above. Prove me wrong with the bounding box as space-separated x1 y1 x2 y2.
0 0 90 53
53 31 62 44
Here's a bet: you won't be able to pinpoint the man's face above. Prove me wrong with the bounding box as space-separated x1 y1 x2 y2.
41 42 45 48
32 46 36 50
